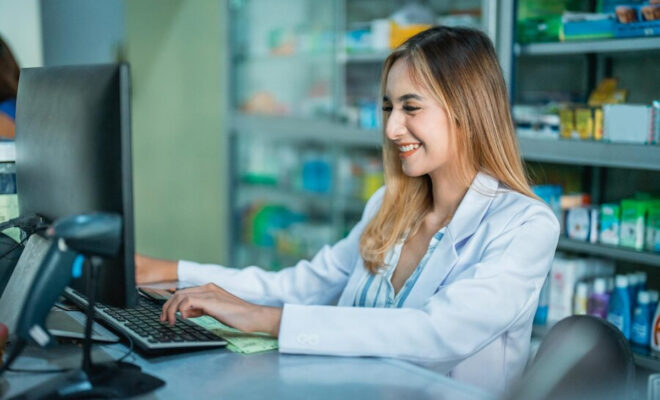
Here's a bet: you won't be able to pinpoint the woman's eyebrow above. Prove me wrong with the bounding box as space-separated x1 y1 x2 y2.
383 94 424 103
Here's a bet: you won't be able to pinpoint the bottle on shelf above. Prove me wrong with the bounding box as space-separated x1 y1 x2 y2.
587 277 609 319
631 290 651 348
573 282 589 315
607 275 631 340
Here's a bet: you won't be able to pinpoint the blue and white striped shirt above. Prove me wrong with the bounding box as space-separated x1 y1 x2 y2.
353 228 446 308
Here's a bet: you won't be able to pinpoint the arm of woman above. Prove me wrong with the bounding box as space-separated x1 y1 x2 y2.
147 187 386 306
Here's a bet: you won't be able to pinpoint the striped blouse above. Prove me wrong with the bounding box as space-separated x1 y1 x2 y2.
353 227 446 308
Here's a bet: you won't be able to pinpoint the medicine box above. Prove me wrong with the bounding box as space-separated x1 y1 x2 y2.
603 104 653 144
600 203 621 246
620 199 650 250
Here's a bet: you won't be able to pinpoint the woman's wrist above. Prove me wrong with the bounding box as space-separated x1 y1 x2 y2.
256 306 282 337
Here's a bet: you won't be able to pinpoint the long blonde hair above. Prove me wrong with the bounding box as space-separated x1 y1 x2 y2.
360 26 536 273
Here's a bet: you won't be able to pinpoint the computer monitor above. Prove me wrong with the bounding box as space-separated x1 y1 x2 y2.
14 63 136 308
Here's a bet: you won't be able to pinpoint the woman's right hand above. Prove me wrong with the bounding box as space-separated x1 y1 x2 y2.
135 254 178 284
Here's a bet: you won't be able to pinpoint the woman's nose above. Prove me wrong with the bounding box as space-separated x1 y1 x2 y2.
385 111 405 141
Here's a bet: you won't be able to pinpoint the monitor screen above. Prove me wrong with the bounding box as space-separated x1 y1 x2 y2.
14 63 136 308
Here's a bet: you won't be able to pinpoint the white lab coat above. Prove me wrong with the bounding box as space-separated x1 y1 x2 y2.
179 172 560 393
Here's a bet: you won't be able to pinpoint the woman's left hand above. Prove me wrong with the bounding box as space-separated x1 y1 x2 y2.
160 283 282 337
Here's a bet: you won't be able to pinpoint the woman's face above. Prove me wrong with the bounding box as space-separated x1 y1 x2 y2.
383 58 455 178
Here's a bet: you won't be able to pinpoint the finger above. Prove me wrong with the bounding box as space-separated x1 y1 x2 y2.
160 286 205 322
162 292 189 325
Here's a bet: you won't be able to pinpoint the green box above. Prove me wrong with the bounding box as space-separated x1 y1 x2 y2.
645 200 660 252
620 199 651 250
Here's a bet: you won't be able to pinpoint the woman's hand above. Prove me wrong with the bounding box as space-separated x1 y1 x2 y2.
160 283 282 337
135 254 178 284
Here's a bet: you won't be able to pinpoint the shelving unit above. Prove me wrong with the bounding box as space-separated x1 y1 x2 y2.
228 0 497 269
228 3 660 378
513 2 660 377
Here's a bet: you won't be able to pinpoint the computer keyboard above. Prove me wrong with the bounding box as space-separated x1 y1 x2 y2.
64 287 227 354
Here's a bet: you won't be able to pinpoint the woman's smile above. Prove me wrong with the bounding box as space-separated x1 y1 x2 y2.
398 142 421 158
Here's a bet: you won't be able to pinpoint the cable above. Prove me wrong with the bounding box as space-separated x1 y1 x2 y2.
114 330 135 363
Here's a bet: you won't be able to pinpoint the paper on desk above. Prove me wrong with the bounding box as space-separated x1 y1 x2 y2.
188 315 278 354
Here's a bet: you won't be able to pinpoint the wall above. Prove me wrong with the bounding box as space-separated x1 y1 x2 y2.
0 0 42 67
124 0 229 264
40 0 125 66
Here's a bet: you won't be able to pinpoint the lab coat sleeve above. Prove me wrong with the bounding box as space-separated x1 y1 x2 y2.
177 187 386 306
278 204 560 370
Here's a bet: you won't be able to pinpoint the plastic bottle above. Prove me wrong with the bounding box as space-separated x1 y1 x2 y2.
631 291 651 347
587 278 610 318
628 273 639 312
637 272 648 292
649 290 659 320
607 275 631 339
573 282 589 315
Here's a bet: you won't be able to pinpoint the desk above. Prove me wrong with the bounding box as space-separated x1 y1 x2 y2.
2 342 494 399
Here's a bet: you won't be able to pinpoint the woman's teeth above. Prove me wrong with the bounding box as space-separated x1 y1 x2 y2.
398 144 420 152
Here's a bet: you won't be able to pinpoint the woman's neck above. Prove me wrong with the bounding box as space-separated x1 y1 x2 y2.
426 167 476 230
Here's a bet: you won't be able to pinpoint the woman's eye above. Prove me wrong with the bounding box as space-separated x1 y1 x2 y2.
403 105 420 112
381 106 392 112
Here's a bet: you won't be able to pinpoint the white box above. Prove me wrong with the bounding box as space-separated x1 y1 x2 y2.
603 104 652 144
547 254 615 324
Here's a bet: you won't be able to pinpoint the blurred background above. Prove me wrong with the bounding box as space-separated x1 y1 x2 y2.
0 0 659 395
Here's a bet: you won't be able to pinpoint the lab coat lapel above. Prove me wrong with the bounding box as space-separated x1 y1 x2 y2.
399 172 499 308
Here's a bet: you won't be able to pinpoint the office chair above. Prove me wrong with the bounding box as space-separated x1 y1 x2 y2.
506 315 635 400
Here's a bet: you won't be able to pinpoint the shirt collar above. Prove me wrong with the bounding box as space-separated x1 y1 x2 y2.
445 171 500 245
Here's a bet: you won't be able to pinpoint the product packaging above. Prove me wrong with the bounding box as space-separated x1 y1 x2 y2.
559 108 575 139
603 104 653 144
607 275 632 339
548 254 615 324
573 282 589 315
600 203 621 246
631 290 651 348
566 206 598 242
575 108 594 139
620 199 650 250
645 200 660 252
587 277 610 318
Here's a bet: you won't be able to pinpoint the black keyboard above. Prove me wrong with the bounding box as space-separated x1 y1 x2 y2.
64 287 227 354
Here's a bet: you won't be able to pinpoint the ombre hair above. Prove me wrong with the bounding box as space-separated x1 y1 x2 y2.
359 26 536 273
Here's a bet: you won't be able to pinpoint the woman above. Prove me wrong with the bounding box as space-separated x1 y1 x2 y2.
0 36 19 139
138 26 559 393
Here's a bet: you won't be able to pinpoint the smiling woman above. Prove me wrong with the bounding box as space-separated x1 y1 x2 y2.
137 26 560 394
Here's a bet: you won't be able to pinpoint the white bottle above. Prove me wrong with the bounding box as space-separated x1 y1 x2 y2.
573 282 589 315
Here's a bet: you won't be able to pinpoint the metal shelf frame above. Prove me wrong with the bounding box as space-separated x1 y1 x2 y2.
234 115 660 171
515 36 660 56
556 238 660 267
518 137 660 171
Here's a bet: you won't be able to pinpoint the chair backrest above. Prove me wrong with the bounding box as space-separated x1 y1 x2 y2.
505 315 635 400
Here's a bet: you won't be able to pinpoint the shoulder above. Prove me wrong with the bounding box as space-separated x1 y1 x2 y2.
486 186 560 236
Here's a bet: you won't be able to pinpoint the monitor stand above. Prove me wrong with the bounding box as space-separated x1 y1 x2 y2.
10 257 164 399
